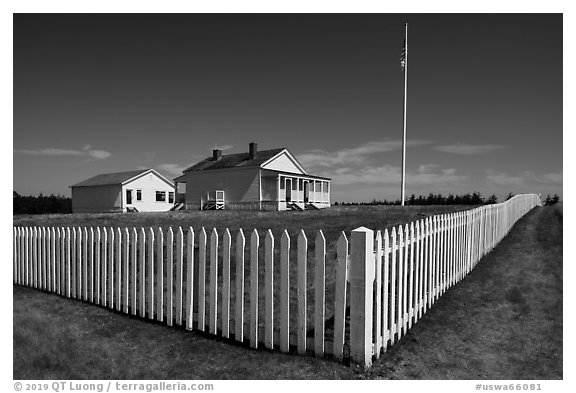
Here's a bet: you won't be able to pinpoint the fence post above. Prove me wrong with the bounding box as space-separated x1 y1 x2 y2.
350 226 375 369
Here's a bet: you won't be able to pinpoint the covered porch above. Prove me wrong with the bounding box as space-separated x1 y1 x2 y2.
260 170 331 211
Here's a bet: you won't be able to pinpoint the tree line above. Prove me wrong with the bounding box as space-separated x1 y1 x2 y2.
335 191 559 206
13 192 72 215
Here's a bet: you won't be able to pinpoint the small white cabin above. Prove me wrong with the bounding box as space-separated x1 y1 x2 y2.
174 143 331 211
71 169 175 213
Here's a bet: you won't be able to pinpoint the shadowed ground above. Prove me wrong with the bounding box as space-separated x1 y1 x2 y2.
13 205 562 379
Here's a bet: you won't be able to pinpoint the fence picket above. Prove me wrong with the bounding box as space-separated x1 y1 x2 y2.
235 229 245 341
397 225 404 338
382 229 390 350
131 228 137 315
156 228 164 322
65 227 71 298
297 230 307 354
115 227 122 311
198 228 207 331
166 227 174 326
175 227 184 326
314 230 326 357
374 230 382 357
222 228 231 338
390 227 397 344
107 228 114 308
264 230 274 349
402 224 409 333
95 228 101 304
250 229 259 349
147 228 155 319
209 228 218 335
185 228 195 331
123 228 129 313
280 230 290 353
139 228 146 318
334 232 349 360
408 222 415 329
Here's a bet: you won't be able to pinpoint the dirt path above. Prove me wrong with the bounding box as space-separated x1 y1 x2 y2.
364 205 563 379
13 206 562 379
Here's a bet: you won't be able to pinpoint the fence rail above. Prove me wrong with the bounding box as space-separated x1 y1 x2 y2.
13 193 541 369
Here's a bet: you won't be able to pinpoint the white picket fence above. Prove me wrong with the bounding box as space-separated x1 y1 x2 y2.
12 193 541 368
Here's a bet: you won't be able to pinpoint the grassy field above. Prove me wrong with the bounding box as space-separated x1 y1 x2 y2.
13 205 562 379
12 205 472 246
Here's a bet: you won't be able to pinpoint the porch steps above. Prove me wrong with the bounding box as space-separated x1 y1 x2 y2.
170 203 185 211
287 202 304 211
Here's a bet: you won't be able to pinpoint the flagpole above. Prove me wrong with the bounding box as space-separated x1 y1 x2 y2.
401 22 408 206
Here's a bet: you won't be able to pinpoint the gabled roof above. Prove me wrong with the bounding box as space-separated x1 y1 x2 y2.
71 169 173 188
183 148 285 173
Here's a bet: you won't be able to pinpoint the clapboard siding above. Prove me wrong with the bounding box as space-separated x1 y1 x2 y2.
184 167 260 203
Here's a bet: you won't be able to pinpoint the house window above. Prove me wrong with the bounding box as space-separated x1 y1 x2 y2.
280 177 285 189
292 179 298 190
136 189 142 201
156 191 166 202
126 189 133 205
168 192 174 203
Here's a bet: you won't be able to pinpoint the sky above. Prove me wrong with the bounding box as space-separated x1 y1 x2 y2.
13 13 563 202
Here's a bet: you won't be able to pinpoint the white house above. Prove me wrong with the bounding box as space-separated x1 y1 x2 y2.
71 169 175 213
173 143 331 211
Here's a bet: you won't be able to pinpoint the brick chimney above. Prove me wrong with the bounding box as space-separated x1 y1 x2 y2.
213 149 222 161
249 142 258 160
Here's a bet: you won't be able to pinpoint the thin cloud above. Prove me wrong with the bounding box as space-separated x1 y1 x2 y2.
318 164 467 187
486 172 525 186
15 147 112 160
433 143 506 155
297 139 433 168
485 170 562 187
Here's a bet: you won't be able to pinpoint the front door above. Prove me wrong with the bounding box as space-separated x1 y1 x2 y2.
303 182 309 203
285 179 292 202
126 189 133 205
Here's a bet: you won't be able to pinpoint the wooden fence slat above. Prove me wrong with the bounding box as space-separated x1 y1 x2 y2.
374 230 382 357
167 228 174 326
397 225 404 338
402 224 409 333
107 228 114 308
115 227 122 311
139 228 146 318
234 229 245 341
65 227 71 298
45 228 50 290
383 229 390 350
209 228 218 335
333 232 348 360
222 228 231 338
389 226 397 345
82 227 88 300
95 228 101 304
123 228 129 313
408 222 415 329
87 228 93 301
314 230 326 357
71 227 77 297
415 221 421 321
250 229 259 349
264 229 274 349
280 230 290 353
147 227 155 319
297 230 307 354
51 228 57 292
198 227 207 331
156 227 164 322
131 228 137 315
175 227 184 326
40 227 44 290
185 227 195 331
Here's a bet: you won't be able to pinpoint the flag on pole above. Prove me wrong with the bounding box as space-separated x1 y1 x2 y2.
400 39 406 71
